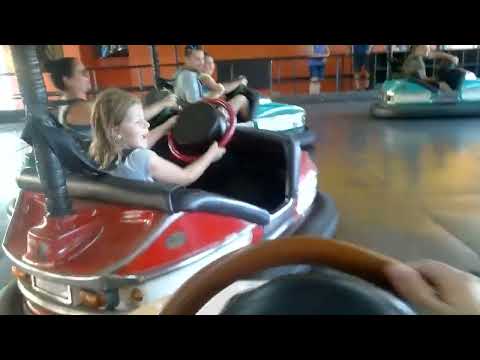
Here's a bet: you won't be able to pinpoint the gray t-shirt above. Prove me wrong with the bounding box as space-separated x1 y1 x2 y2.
109 148 155 182
174 68 204 106
109 148 173 190
402 55 426 79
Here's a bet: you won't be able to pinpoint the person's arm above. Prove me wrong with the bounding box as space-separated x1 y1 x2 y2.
143 94 179 122
149 142 226 186
199 74 225 98
367 45 375 54
324 45 330 57
385 260 480 315
146 115 178 148
221 79 246 94
429 51 459 65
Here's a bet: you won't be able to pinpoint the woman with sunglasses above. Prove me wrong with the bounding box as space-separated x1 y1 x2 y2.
45 57 179 147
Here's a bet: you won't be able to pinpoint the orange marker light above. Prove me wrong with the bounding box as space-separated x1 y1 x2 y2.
131 288 144 302
79 290 106 308
11 266 26 279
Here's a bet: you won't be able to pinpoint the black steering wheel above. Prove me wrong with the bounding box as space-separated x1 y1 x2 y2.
160 236 415 315
168 98 236 163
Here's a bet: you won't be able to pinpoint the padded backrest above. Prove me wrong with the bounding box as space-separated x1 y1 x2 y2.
17 167 270 224
155 77 175 92
229 127 300 199
21 111 102 177
17 167 175 213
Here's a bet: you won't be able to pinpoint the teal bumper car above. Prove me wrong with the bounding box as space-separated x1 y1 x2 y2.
240 97 316 148
146 81 316 148
371 68 480 119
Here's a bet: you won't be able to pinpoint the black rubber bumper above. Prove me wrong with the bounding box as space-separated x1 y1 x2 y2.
294 191 339 239
285 127 317 148
371 101 480 119
251 191 339 280
0 280 23 315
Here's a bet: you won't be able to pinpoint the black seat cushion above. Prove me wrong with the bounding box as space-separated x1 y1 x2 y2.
437 67 466 91
21 110 101 176
155 77 175 92
224 84 260 123
221 267 415 315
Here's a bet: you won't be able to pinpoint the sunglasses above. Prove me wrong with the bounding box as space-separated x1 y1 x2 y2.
186 45 202 50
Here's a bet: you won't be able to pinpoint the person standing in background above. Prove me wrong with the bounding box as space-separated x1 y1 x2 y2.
309 45 330 95
353 45 374 91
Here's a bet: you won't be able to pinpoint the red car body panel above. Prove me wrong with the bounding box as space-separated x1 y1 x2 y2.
4 152 314 279
5 193 263 277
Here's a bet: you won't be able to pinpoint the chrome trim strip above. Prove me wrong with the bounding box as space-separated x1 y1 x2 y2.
2 191 25 248
31 276 73 305
5 196 294 291
1 212 185 290
266 222 291 240
5 214 256 292
18 280 129 315
269 198 294 222
19 225 257 315
4 251 139 291
263 198 295 238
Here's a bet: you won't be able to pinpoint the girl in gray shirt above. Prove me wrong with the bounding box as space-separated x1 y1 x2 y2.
90 88 226 188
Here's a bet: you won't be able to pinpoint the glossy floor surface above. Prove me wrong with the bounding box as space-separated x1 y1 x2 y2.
2 97 480 291
303 100 480 273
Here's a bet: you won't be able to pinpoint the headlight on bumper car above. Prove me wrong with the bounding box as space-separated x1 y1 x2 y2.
383 91 395 104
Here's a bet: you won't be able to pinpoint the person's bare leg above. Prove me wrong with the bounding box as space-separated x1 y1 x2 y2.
228 94 250 120
222 80 243 94
354 72 361 90
309 78 320 95
238 101 250 120
364 70 370 90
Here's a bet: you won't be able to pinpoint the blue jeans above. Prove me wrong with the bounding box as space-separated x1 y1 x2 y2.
309 64 326 80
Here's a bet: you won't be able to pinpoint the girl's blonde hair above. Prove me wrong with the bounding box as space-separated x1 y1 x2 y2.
89 88 141 169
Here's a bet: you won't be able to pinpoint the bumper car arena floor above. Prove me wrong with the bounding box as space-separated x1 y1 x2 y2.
2 94 480 289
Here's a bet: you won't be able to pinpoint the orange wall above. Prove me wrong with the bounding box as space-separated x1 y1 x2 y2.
65 45 387 91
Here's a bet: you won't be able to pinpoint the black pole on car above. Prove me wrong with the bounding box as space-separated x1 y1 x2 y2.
174 45 179 69
10 45 72 216
149 45 160 89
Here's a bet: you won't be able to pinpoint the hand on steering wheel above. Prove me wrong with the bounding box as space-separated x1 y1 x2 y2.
160 236 412 315
385 260 480 315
